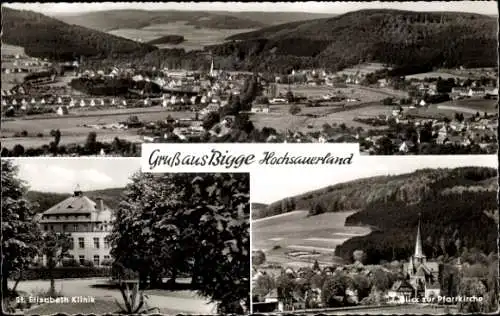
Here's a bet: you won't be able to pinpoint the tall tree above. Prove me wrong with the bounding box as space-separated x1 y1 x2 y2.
42 231 72 295
1 160 41 296
109 173 250 313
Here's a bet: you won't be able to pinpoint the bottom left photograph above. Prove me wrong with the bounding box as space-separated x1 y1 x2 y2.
1 158 250 315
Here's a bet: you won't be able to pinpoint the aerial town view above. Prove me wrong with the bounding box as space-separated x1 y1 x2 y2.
251 156 498 314
2 159 250 314
1 1 498 156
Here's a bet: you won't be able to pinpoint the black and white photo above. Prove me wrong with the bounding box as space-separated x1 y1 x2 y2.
1 158 250 314
251 155 498 314
1 1 497 156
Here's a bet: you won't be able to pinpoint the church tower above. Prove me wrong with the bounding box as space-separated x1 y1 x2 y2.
209 58 215 77
414 214 426 265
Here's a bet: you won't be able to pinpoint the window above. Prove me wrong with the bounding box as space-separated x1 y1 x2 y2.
44 225 48 231
73 224 78 232
79 255 85 265
93 237 100 249
50 225 54 231
78 237 84 249
62 224 67 231
104 239 110 248
93 255 100 266
69 238 74 249
104 255 110 260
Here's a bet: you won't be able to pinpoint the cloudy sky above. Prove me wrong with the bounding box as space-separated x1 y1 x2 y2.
252 155 498 204
10 158 140 193
4 1 497 15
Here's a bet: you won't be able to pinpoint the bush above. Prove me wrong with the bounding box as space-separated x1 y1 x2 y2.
61 258 80 267
81 259 94 267
10 266 111 280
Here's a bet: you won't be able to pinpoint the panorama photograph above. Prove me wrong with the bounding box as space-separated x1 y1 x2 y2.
0 1 498 156
1 158 250 315
250 155 499 314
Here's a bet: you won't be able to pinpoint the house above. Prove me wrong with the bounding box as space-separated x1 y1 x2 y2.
386 280 414 304
485 87 498 96
251 104 270 113
468 88 486 97
56 106 69 116
37 185 114 266
451 87 468 96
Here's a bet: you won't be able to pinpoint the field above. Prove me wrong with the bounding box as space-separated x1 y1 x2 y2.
252 210 371 267
251 102 392 133
1 44 29 90
336 63 388 77
109 21 256 51
252 84 404 133
437 98 498 114
1 106 194 149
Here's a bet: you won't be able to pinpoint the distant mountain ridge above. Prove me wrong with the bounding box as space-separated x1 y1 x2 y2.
1 7 158 61
213 9 497 73
255 167 497 263
256 167 497 220
52 10 336 31
27 188 125 214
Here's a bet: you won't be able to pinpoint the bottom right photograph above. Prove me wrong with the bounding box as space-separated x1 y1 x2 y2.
251 155 498 315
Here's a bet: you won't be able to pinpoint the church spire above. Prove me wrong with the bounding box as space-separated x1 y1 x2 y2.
414 213 425 258
210 57 214 77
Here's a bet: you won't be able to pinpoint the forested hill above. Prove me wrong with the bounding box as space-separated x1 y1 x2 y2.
255 167 497 263
256 167 497 219
27 188 125 214
53 10 335 32
1 7 157 61
54 10 267 31
215 9 497 73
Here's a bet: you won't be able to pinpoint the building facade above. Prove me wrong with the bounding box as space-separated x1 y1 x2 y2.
39 186 114 266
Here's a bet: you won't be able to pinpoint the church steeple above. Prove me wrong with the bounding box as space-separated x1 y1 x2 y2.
209 58 214 77
414 213 425 259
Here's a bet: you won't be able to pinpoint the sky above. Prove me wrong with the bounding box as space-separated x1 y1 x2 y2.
252 155 498 204
3 1 498 16
10 158 141 193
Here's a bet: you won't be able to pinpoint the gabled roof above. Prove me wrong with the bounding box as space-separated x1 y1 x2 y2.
43 195 98 215
390 280 414 292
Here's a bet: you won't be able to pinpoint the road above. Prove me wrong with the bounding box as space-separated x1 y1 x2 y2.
11 278 217 314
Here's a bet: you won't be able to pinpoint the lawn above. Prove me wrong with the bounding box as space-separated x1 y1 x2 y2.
437 98 497 114
251 102 391 133
252 210 371 266
1 106 194 149
25 298 119 315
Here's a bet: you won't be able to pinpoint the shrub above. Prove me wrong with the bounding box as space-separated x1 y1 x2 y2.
10 266 111 280
61 258 80 267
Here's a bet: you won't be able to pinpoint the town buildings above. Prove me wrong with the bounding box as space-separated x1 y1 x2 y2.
387 219 442 302
38 185 114 266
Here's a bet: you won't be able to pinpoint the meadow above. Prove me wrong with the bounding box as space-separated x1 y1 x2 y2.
252 210 371 267
109 21 256 51
1 106 194 149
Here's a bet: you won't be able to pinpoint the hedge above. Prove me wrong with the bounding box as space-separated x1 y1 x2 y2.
10 266 112 280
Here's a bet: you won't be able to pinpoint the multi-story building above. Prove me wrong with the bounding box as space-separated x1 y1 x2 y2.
39 185 114 266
